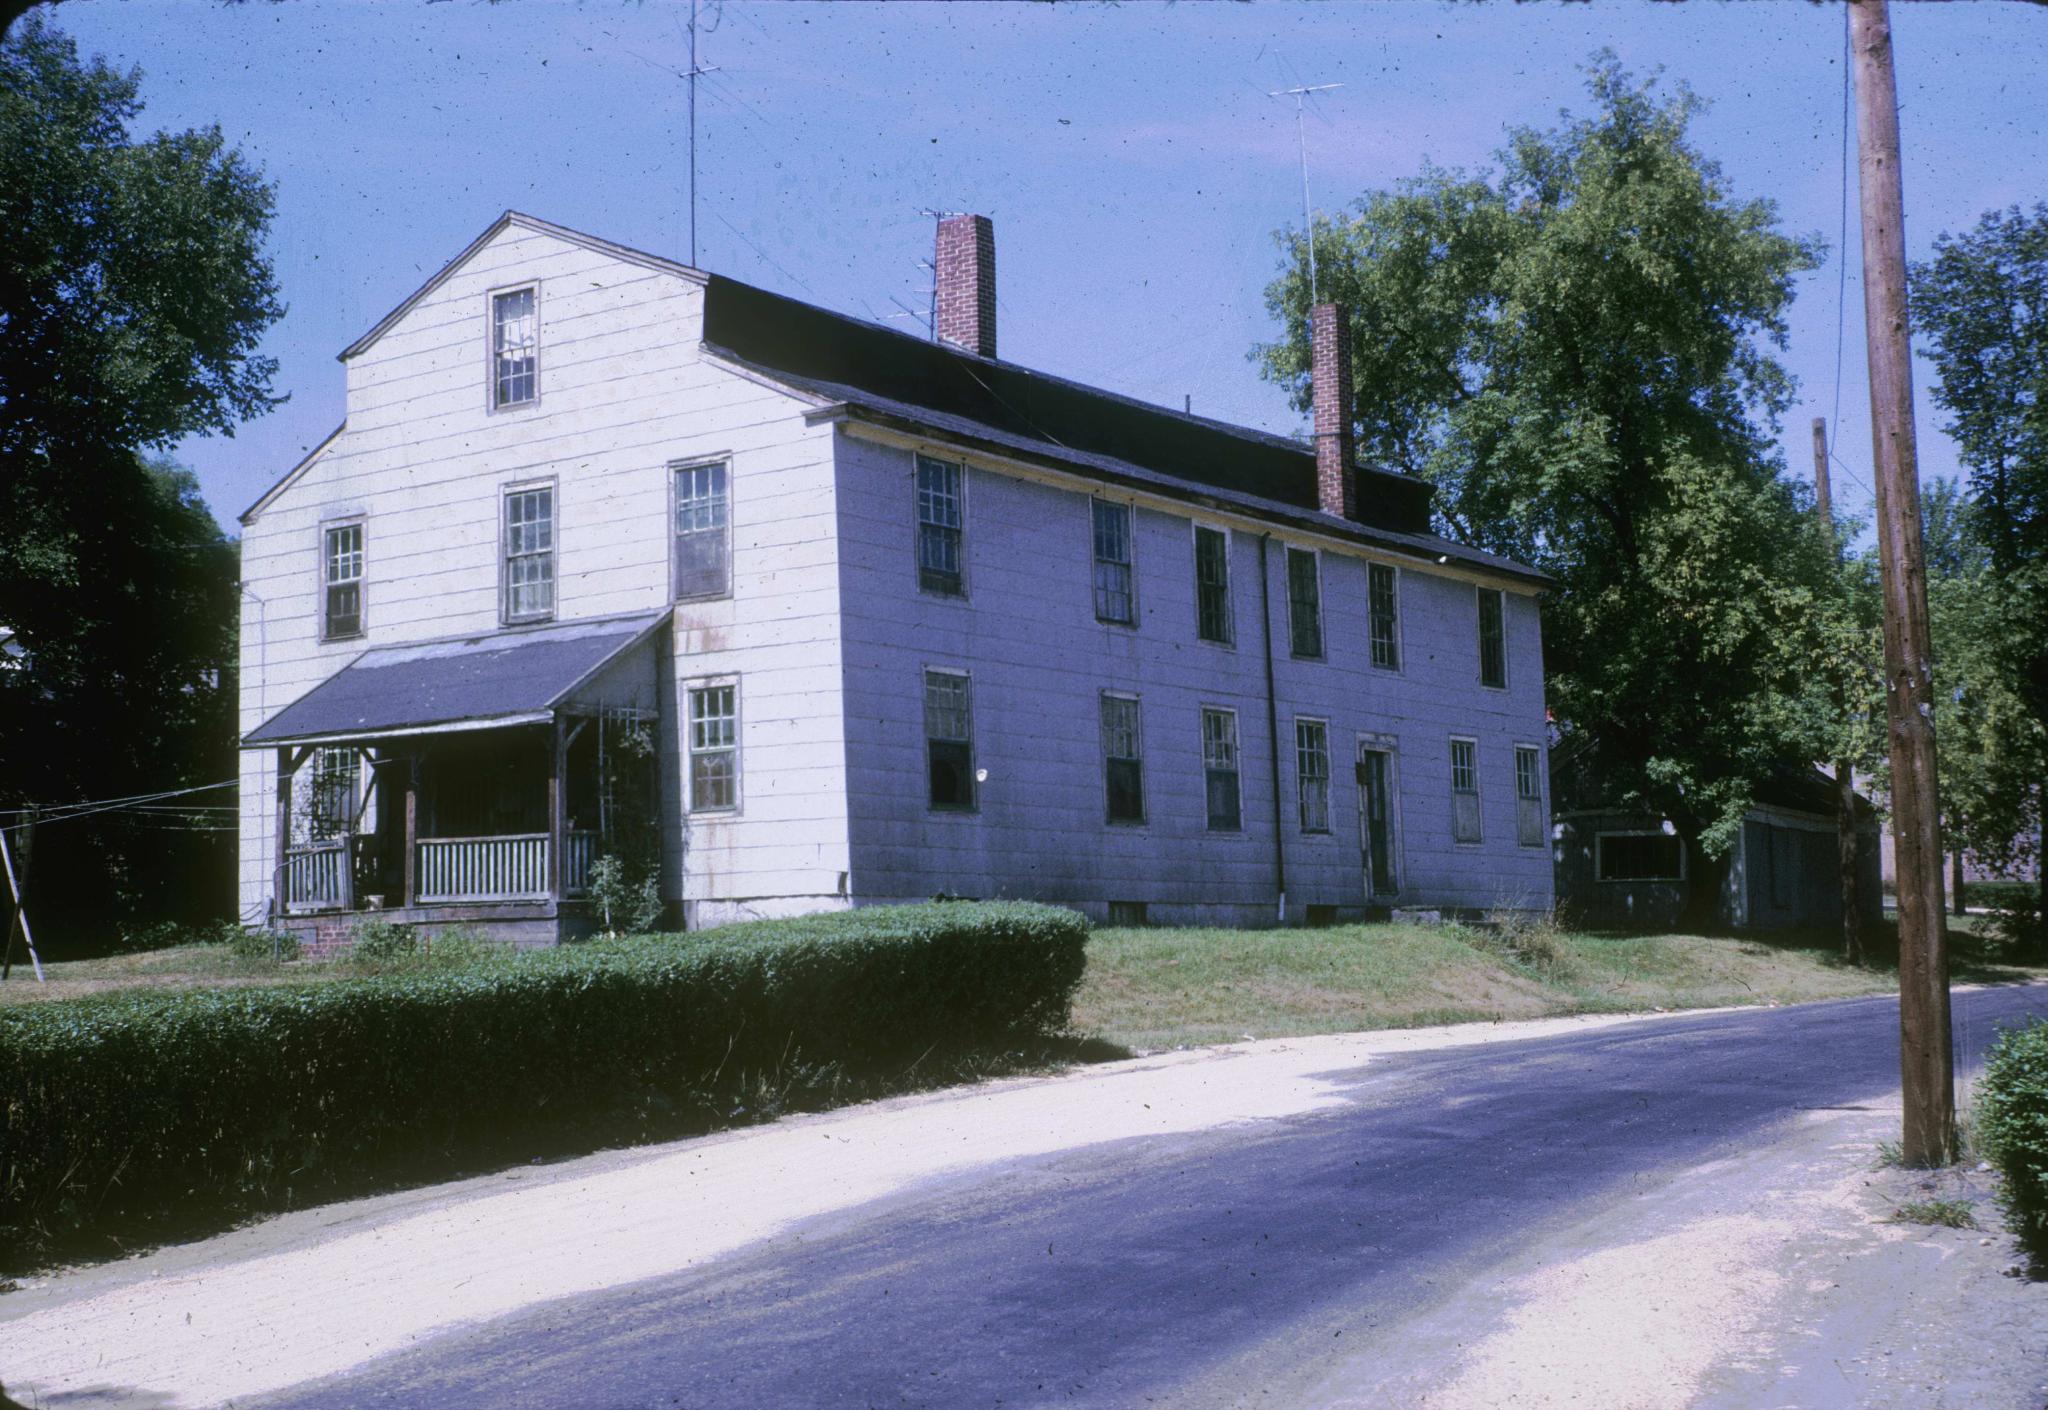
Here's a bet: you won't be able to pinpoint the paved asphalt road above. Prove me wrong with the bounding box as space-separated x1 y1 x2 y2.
244 984 2048 1410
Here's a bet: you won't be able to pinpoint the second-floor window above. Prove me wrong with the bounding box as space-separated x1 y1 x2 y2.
323 522 363 640
1296 718 1331 833
916 455 964 595
1092 499 1134 625
688 682 738 812
925 668 975 810
1451 736 1482 843
503 485 555 623
1286 547 1323 659
1194 526 1232 644
1369 563 1400 670
1100 692 1144 823
1202 707 1241 831
674 461 731 600
1478 587 1507 689
492 286 537 408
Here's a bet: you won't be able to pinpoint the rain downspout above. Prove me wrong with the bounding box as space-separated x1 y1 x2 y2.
1258 534 1287 925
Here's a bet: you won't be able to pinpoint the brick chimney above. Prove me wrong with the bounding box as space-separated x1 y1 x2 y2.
1310 303 1356 520
935 214 996 359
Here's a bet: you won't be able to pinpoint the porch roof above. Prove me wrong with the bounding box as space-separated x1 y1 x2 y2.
244 611 668 748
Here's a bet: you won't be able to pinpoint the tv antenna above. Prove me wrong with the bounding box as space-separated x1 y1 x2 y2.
1269 82 1340 305
684 0 721 266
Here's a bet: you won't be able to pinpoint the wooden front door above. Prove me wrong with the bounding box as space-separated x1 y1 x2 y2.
1357 749 1397 899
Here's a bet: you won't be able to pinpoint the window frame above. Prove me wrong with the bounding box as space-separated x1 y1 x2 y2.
1595 830 1687 883
1201 705 1243 833
1477 586 1508 690
685 677 741 814
307 746 359 843
1295 716 1332 835
487 282 541 412
1449 734 1483 845
319 516 366 643
500 479 558 626
671 457 734 603
923 666 977 813
1099 690 1146 826
1368 562 1401 672
915 454 967 598
1285 546 1325 661
1192 523 1235 647
1091 497 1137 627
1514 743 1546 848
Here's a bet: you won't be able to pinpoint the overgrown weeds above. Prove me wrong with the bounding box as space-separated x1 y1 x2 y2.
1889 1197 1979 1229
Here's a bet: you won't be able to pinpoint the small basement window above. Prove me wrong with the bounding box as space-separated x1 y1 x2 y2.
1107 900 1148 927
1596 832 1685 882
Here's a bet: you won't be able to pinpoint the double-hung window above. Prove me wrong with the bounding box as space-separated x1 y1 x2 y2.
1100 693 1144 824
1478 587 1507 689
916 455 964 595
323 522 363 640
687 683 738 811
1286 547 1323 659
1450 737 1482 843
503 485 555 623
1515 745 1545 847
924 669 975 810
674 461 731 600
1194 526 1232 644
308 747 356 842
491 286 538 408
1092 499 1135 625
1296 719 1331 833
1369 563 1400 670
1202 708 1242 831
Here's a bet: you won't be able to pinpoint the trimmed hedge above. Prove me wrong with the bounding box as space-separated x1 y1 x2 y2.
1975 1018 2048 1261
0 901 1086 1263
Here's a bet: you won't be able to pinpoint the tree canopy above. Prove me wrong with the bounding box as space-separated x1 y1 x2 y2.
0 19 280 942
1255 55 1840 864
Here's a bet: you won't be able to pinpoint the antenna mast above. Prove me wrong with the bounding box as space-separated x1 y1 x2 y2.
684 0 721 266
1270 83 1341 305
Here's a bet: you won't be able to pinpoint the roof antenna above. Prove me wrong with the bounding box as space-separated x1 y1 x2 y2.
684 0 721 267
1269 82 1341 306
910 207 962 341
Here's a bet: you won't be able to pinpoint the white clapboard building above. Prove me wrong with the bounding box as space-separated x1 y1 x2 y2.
237 212 1553 945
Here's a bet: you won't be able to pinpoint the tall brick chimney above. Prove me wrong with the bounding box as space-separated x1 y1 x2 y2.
1310 303 1356 520
935 214 996 359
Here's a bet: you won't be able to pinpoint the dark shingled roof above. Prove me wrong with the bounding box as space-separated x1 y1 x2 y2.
244 611 667 746
698 275 1504 570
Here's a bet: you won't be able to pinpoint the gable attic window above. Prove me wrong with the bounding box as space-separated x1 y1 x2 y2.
322 521 363 640
1194 526 1233 645
916 455 965 595
503 485 556 624
1286 547 1323 659
492 286 538 409
674 461 731 600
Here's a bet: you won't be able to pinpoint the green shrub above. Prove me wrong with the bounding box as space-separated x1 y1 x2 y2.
0 901 1086 1264
349 917 419 962
227 925 300 964
1974 1018 2048 1261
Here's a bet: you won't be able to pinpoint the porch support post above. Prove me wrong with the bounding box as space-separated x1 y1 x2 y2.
273 745 293 921
338 748 357 915
548 717 566 902
402 751 419 908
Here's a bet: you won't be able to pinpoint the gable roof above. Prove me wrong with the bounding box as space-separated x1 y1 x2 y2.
239 421 345 526
336 210 706 364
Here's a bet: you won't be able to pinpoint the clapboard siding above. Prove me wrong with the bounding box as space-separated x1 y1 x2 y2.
832 432 1552 924
239 223 851 926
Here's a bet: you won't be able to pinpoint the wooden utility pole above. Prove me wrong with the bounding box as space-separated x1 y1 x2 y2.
1 810 46 984
1850 0 1954 1165
1812 416 1865 967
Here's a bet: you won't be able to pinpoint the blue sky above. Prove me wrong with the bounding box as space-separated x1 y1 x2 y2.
41 0 2048 534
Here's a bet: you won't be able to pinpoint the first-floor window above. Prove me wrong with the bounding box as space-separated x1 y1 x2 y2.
925 669 975 810
504 484 555 622
674 462 731 600
1597 832 1684 882
1296 719 1331 833
323 521 364 639
1202 708 1241 831
688 683 738 811
1515 745 1545 847
1450 737 1482 843
1101 692 1144 824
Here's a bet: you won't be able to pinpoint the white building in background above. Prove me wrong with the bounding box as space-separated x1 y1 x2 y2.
237 211 1552 945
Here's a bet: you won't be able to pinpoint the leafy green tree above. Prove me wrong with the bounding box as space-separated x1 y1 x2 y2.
1255 56 1840 910
1913 205 2048 922
0 19 280 944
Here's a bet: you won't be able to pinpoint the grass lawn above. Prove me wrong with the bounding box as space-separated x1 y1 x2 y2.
1073 915 2045 1052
